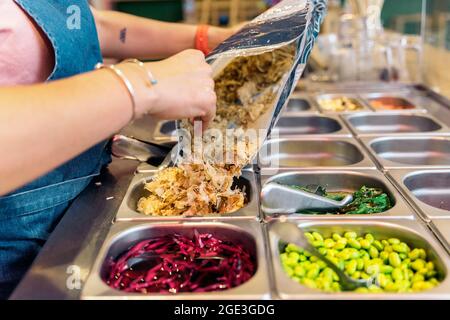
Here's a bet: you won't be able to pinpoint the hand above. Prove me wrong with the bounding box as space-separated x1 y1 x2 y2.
121 50 216 127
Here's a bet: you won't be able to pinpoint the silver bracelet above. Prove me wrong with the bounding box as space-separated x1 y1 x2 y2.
122 58 158 86
95 62 137 121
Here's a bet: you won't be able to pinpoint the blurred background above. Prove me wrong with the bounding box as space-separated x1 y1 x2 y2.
89 0 450 98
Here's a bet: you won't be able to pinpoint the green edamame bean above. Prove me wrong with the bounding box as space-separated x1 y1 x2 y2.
380 265 394 274
392 268 404 281
344 231 357 239
360 239 372 250
302 278 317 289
388 238 401 245
348 238 361 249
409 248 421 261
399 253 407 260
304 232 314 243
369 246 379 258
307 266 320 279
411 259 426 271
312 232 323 242
392 243 409 254
324 239 335 248
356 258 365 271
286 243 302 253
294 265 306 277
345 260 357 275
419 249 427 260
317 260 327 270
312 240 324 248
389 252 402 267
365 233 375 243
380 251 389 263
373 240 384 251
412 273 424 283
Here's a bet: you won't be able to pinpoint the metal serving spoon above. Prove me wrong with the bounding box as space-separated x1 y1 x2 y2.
272 220 372 291
261 182 354 215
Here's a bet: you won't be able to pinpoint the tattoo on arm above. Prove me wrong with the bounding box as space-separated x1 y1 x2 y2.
119 28 127 44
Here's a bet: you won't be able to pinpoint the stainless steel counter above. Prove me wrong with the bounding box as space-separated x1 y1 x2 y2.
10 83 450 299
10 159 138 300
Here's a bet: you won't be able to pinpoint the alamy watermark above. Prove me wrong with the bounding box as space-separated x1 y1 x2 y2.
66 5 81 30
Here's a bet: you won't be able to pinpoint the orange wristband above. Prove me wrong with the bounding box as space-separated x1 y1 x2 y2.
195 25 211 56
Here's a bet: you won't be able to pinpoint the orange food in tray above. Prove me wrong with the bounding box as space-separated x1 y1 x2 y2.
369 97 416 110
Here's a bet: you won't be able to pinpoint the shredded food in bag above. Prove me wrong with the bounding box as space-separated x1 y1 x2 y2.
137 46 295 216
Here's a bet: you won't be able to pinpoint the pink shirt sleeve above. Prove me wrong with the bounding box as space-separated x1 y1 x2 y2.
0 1 55 86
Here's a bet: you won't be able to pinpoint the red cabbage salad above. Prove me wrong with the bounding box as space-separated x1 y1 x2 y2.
106 230 256 294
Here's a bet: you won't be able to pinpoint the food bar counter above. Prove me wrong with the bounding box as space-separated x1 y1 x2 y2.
11 83 450 299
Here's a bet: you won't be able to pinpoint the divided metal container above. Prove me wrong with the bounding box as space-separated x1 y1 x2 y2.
82 220 270 299
153 120 177 142
283 95 318 114
274 114 351 136
360 136 450 169
267 219 450 299
259 170 413 220
387 170 450 220
360 93 426 113
314 94 370 114
258 137 376 171
343 113 450 136
114 169 260 221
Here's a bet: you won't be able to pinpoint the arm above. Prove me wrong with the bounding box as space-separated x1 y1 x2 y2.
0 50 215 195
92 8 235 60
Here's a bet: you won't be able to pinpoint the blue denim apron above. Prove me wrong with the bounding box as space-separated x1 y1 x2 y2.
0 0 111 298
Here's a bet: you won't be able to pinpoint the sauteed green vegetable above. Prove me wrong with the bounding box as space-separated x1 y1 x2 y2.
288 185 392 214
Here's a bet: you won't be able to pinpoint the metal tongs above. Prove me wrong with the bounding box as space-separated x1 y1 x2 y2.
111 134 180 172
272 220 372 291
261 183 353 215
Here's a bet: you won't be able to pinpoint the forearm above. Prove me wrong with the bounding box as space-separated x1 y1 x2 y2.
94 9 198 60
0 68 139 195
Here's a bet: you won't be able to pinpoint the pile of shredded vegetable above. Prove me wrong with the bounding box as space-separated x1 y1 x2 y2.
106 231 256 294
137 45 295 216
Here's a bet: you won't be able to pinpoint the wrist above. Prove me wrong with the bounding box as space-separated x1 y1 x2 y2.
114 63 158 119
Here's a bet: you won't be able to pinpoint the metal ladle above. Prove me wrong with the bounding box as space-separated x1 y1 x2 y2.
261 182 354 215
272 220 373 291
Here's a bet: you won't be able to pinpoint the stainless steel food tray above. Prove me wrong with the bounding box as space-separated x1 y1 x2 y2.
342 112 450 136
274 114 351 137
283 94 319 114
259 170 413 220
314 93 371 114
360 93 427 113
82 220 270 299
267 219 450 299
387 169 450 220
258 137 376 171
153 120 178 143
360 136 450 170
115 169 260 222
